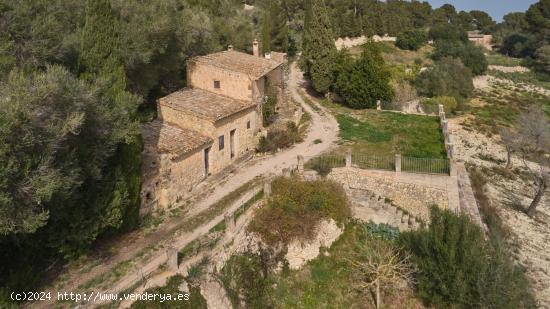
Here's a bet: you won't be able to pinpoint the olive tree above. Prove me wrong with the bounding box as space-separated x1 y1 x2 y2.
501 105 550 216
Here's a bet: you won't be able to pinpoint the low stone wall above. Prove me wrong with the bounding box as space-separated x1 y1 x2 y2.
329 168 450 222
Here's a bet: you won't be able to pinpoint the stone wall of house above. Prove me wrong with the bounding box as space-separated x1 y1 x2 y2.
208 108 259 175
329 168 449 221
141 148 207 211
157 103 216 138
187 61 253 101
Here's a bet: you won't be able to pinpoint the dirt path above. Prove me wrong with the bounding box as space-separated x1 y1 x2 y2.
29 61 339 309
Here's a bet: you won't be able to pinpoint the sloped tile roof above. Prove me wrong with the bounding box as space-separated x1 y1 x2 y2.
142 120 212 157
159 88 256 122
192 50 284 79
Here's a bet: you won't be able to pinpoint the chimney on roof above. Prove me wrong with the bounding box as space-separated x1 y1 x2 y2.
227 44 234 51
252 39 259 57
264 52 271 59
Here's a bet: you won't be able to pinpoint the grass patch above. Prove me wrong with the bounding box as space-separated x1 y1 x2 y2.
337 111 447 158
486 54 523 67
248 176 351 245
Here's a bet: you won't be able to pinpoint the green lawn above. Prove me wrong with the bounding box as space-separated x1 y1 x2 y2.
337 111 447 159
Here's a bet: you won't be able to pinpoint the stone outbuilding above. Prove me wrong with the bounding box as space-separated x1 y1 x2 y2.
468 31 493 50
141 41 286 211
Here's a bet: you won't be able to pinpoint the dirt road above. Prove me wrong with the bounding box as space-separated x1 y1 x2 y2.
29 61 339 308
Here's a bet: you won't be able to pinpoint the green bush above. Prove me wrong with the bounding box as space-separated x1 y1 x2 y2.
415 57 474 101
248 176 351 245
400 207 536 309
421 96 458 114
396 30 428 51
432 40 488 75
262 83 278 126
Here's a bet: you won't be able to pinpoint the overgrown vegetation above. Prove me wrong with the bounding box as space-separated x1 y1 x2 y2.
334 43 394 109
257 122 302 153
248 176 351 245
400 207 536 309
131 275 207 309
415 57 474 102
337 112 447 158
396 30 428 51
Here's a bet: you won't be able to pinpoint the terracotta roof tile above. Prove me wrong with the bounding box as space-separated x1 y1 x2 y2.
160 88 256 122
193 50 284 79
142 120 212 157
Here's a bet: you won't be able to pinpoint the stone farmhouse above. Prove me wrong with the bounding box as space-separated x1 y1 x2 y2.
468 31 493 50
141 40 286 211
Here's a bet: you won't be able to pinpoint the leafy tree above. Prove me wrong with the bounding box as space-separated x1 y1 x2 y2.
415 57 474 101
334 43 394 109
500 33 535 58
301 0 336 94
432 40 488 75
470 10 496 34
534 45 550 74
432 4 457 25
400 207 536 308
429 23 468 43
396 30 428 51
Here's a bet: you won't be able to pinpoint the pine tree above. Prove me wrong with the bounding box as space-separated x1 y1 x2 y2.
301 0 336 94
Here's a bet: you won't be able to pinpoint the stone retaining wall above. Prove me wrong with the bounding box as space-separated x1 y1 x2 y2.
329 168 451 222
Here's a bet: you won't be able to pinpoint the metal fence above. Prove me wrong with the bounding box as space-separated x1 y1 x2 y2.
352 153 395 171
402 156 450 175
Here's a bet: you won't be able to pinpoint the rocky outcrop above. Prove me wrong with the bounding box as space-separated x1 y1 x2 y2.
285 219 343 270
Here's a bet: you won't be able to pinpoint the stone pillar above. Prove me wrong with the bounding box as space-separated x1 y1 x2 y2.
376 100 382 111
264 182 272 197
441 119 448 135
224 212 235 232
446 135 454 159
346 150 352 167
297 155 304 174
166 247 178 271
438 104 444 115
395 154 402 173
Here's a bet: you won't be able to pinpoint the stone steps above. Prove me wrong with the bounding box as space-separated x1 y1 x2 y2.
351 189 422 231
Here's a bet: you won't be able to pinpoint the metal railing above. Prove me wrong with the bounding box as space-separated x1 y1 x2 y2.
402 156 450 175
352 153 395 171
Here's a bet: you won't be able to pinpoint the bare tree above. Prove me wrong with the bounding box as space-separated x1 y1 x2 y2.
347 238 415 309
500 127 518 169
501 105 550 216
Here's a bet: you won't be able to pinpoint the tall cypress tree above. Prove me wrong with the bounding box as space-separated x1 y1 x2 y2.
262 9 272 54
301 0 336 94
262 0 288 54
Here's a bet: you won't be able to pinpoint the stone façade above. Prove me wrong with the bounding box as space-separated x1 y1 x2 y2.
141 41 286 212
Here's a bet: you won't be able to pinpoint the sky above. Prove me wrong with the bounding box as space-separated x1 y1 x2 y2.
424 0 538 21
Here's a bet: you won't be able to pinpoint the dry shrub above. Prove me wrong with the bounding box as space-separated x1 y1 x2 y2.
248 176 351 245
257 122 300 153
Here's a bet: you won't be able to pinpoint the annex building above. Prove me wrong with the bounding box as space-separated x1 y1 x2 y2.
141 40 286 211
